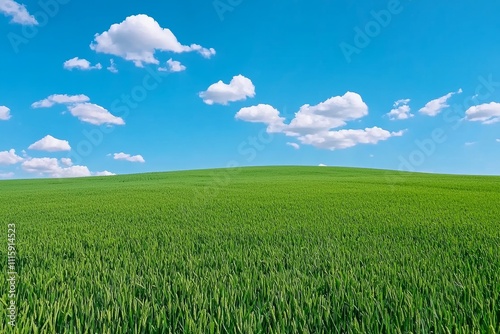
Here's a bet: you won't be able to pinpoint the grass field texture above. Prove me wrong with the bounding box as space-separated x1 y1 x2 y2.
1 166 499 333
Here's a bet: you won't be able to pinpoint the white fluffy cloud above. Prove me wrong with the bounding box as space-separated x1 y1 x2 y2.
297 127 405 150
63 57 102 71
419 89 462 116
387 99 413 120
159 58 186 72
286 92 369 135
32 95 124 126
0 149 23 165
235 104 285 133
235 92 404 151
21 157 114 178
199 75 255 105
90 14 216 67
0 172 14 178
32 94 90 108
0 106 11 120
113 152 145 163
28 135 71 152
286 142 300 150
22 157 92 178
465 102 500 124
68 103 124 126
0 0 37 25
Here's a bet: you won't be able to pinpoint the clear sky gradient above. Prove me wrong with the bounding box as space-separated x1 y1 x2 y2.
0 0 499 179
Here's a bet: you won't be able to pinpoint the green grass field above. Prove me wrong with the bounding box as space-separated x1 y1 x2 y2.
1 166 499 333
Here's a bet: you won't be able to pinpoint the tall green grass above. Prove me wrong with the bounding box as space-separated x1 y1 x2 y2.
1 167 499 333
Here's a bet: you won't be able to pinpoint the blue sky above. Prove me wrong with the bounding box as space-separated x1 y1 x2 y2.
0 0 499 179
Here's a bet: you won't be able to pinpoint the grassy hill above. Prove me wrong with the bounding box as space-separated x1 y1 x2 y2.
1 166 499 333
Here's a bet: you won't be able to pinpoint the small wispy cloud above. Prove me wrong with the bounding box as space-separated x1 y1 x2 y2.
107 59 118 73
63 57 102 71
158 58 186 72
420 89 462 116
113 152 145 163
0 0 38 25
